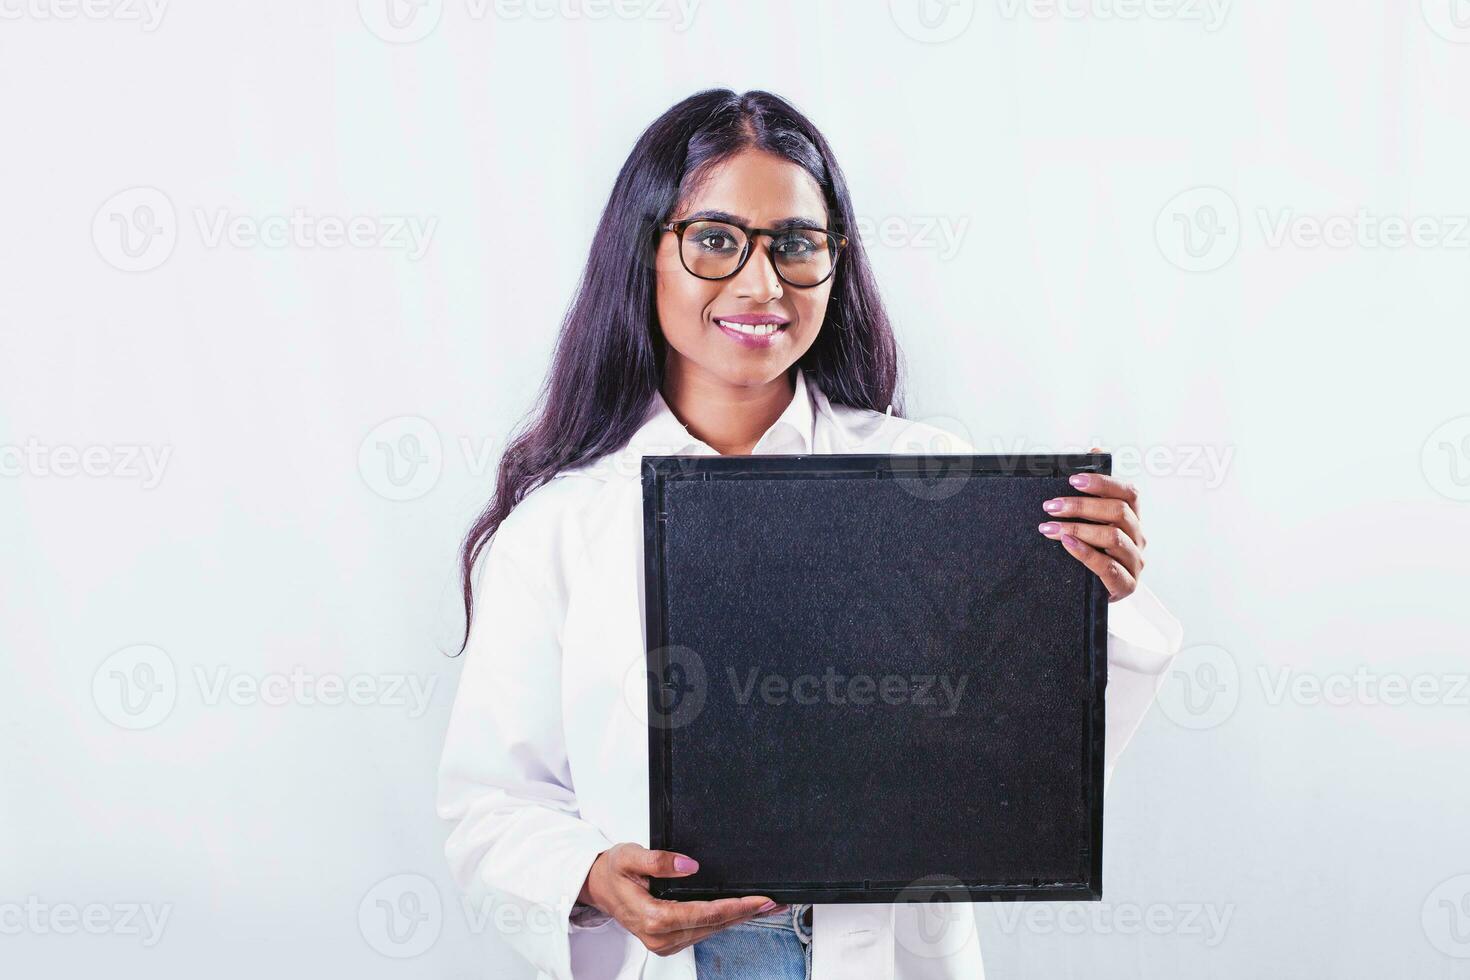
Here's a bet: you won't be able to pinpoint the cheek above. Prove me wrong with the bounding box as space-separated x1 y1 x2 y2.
656 255 715 337
795 284 834 328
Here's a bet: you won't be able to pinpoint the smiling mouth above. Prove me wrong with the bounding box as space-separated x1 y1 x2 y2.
714 318 789 337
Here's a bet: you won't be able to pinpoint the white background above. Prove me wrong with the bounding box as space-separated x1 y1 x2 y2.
3 1 1469 977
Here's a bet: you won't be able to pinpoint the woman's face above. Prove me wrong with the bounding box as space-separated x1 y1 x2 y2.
654 149 834 389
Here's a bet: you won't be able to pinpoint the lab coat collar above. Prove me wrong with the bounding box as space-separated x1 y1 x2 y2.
563 365 891 482
629 364 818 457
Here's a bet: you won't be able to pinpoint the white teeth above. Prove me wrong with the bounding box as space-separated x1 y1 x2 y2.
718 319 783 336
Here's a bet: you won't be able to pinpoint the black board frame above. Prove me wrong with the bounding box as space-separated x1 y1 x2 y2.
641 452 1111 904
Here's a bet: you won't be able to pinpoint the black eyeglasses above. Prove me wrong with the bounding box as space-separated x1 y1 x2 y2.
659 217 847 288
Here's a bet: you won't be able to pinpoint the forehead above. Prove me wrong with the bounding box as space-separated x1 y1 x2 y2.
680 149 827 223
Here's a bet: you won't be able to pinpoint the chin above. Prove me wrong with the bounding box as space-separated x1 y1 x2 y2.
709 356 797 387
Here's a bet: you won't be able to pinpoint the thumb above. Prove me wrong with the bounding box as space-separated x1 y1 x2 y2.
628 847 700 878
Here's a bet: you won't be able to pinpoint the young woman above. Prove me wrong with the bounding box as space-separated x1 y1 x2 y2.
436 89 1183 980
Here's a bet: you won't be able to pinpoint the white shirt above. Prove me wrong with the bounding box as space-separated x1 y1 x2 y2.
436 366 1185 980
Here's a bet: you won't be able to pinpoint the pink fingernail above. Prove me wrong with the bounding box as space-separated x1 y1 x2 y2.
757 900 777 912
1062 533 1080 548
1038 522 1059 535
1069 474 1090 488
674 856 699 873
1043 499 1063 514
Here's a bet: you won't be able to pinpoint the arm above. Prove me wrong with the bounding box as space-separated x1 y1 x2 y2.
1103 581 1184 791
436 509 781 972
435 520 615 980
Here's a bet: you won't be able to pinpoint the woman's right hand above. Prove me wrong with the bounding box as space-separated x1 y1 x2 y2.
578 842 786 957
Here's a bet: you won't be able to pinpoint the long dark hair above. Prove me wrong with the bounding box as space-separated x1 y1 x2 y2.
456 88 906 651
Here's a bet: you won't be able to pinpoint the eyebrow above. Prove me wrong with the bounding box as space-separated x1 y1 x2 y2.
682 209 829 230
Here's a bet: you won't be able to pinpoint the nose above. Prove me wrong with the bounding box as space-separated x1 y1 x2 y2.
730 237 783 303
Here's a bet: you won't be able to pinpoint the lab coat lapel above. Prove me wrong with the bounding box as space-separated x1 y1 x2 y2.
561 476 653 851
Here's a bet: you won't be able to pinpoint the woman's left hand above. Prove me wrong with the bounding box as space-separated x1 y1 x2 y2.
1036 451 1146 602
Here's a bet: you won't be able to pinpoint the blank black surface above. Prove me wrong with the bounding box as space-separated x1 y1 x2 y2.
642 454 1109 904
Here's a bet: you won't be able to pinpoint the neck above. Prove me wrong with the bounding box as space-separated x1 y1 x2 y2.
661 359 796 456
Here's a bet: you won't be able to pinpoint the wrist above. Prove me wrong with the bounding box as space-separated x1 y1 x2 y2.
577 850 606 910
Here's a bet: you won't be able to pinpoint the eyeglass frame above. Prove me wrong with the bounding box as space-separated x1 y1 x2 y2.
658 217 849 289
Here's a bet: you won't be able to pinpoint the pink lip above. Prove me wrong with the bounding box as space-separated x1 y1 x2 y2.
714 314 790 325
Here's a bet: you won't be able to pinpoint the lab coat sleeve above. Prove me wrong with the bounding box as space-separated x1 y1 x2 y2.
436 519 616 980
1103 581 1185 793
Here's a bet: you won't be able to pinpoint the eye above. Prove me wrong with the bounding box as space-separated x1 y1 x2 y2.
773 232 822 259
691 228 741 253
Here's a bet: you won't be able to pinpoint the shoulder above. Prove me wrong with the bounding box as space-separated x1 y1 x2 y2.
493 469 609 551
825 400 976 455
475 469 617 597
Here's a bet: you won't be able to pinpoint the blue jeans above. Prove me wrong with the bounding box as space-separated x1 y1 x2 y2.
694 903 812 979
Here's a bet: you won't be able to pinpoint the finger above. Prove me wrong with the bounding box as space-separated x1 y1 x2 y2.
1041 495 1142 543
1060 533 1137 601
635 894 777 939
1065 471 1139 512
1037 521 1144 577
620 846 702 879
656 896 778 932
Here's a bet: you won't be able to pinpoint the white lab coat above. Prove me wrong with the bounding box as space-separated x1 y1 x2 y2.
436 367 1184 980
